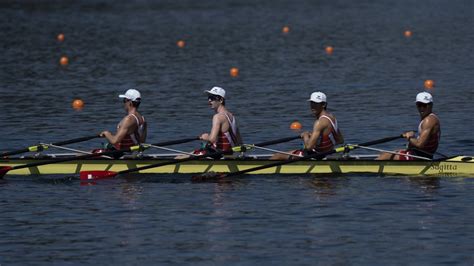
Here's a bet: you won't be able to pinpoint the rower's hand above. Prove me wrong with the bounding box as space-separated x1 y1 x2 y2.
100 131 111 138
300 131 311 139
200 133 209 141
403 131 415 140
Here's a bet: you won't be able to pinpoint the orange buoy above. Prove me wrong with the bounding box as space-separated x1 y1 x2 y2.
325 46 334 55
59 56 69 66
290 121 302 130
230 67 239 77
282 26 290 34
72 99 84 109
424 79 435 89
57 33 65 42
177 40 185 48
404 30 412 38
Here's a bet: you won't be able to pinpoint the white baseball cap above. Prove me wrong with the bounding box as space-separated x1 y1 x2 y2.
204 86 226 98
119 89 141 102
307 92 327 103
415 92 433 103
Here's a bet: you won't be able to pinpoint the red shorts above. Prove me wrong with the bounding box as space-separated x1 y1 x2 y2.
398 150 416 161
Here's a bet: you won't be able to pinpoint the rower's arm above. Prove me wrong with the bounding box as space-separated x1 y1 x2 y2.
304 120 324 149
202 115 222 144
101 116 135 145
408 116 435 148
139 121 147 143
335 128 344 145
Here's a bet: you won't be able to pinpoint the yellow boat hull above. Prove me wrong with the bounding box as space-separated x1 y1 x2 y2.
1 156 473 177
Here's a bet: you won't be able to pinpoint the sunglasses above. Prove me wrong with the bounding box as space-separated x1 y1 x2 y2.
208 95 221 101
310 101 324 108
416 102 429 108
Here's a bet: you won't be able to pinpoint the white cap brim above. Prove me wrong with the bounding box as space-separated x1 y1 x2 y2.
204 90 225 98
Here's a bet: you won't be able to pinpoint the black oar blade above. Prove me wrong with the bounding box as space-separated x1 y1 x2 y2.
80 170 118 181
0 166 13 178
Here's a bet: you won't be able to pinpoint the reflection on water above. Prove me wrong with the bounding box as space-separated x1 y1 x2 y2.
407 176 441 193
307 175 350 198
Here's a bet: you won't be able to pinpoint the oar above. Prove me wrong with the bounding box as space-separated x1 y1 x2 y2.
1 135 101 157
0 136 199 178
79 135 301 181
195 134 404 180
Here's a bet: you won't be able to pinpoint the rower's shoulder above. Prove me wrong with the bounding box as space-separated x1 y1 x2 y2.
123 113 143 124
426 113 440 123
215 111 234 120
318 112 336 122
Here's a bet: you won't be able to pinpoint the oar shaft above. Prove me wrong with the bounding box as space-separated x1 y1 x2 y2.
356 135 403 147
51 135 100 146
151 137 199 147
254 136 300 147
116 135 301 175
1 135 100 157
1 148 30 158
224 135 404 177
6 137 201 172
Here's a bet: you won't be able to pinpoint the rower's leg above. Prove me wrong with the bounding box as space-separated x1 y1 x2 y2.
376 151 400 160
174 154 191 159
269 150 296 160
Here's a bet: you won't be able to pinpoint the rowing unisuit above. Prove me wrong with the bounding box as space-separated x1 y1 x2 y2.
115 114 146 150
312 115 339 153
100 88 147 152
400 113 440 160
214 112 239 153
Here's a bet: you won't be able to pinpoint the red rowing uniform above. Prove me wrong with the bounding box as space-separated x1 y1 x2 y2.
400 113 440 160
194 112 240 157
115 114 146 150
213 112 239 153
293 115 340 156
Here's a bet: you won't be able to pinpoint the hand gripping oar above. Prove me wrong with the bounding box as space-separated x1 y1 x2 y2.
195 134 404 180
79 135 301 181
1 135 101 157
0 136 199 178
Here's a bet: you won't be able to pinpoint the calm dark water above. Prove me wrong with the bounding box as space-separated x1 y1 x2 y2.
1 0 474 264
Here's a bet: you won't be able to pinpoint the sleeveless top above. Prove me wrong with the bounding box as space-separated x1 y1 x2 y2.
313 115 339 153
214 112 239 153
410 113 440 155
115 114 146 150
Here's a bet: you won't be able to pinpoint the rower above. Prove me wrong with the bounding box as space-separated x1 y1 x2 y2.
377 92 440 160
100 89 147 156
270 91 344 160
175 86 242 159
